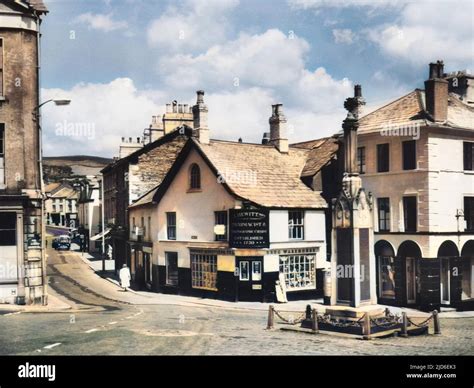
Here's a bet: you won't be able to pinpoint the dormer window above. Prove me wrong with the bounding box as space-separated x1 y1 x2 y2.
189 163 201 190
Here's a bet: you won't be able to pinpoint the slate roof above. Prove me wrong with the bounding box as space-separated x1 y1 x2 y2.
131 138 329 209
196 139 327 208
45 183 78 200
24 0 48 13
292 137 339 178
358 89 474 133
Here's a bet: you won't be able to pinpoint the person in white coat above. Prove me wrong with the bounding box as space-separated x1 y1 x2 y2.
119 264 131 291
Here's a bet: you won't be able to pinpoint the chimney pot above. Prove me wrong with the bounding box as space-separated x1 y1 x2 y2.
196 90 205 104
354 84 362 98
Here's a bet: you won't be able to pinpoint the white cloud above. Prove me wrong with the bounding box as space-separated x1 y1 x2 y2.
367 1 474 67
332 28 355 44
159 29 310 90
75 12 128 32
42 78 161 156
147 0 239 53
289 0 405 10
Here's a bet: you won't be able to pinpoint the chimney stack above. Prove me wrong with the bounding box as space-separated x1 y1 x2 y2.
192 90 210 144
425 60 448 122
269 104 289 153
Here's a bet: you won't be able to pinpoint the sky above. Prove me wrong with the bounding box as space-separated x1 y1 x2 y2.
39 0 474 157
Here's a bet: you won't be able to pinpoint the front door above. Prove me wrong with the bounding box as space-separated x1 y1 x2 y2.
441 258 450 304
406 257 417 304
237 257 263 302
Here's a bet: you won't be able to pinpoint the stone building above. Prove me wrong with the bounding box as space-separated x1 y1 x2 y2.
354 61 474 311
45 182 79 228
101 97 198 271
0 0 48 304
77 176 102 253
128 98 336 302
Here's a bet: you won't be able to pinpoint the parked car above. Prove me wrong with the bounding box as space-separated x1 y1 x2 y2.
53 235 71 251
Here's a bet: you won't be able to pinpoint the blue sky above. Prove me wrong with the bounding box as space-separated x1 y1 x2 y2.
40 0 474 157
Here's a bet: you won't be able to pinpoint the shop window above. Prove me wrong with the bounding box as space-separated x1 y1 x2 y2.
252 261 262 281
165 252 178 286
191 253 217 291
464 142 474 171
403 196 417 233
279 254 316 291
378 256 396 299
465 197 474 231
357 146 366 174
377 143 390 173
377 198 391 232
288 211 304 240
214 211 228 241
402 140 417 170
0 212 16 246
189 163 201 190
239 261 249 281
166 212 176 240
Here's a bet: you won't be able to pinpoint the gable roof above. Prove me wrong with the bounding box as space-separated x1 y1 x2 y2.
292 137 339 178
101 126 193 174
132 138 327 210
358 89 474 134
45 182 78 199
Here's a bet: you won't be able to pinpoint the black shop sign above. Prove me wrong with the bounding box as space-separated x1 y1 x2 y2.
229 208 269 249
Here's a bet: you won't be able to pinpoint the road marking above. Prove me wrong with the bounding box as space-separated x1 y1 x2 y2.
85 328 99 333
109 321 118 325
44 343 61 350
4 312 22 316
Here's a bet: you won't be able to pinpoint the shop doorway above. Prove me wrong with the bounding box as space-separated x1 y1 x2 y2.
237 257 263 302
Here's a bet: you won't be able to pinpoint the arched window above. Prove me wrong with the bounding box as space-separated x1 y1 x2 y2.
189 164 201 190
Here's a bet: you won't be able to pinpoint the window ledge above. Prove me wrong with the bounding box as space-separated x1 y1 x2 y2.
187 188 202 193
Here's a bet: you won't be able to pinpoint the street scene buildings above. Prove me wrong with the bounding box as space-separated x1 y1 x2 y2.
0 0 48 305
0 0 473 363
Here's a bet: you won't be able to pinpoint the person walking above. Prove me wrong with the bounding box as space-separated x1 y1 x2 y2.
119 264 131 292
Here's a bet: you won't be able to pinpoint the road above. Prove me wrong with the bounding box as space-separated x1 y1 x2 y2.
0 245 473 355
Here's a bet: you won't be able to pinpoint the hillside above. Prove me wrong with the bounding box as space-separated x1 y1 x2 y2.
43 155 113 182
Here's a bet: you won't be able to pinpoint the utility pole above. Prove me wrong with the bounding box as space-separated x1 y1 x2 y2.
101 176 106 273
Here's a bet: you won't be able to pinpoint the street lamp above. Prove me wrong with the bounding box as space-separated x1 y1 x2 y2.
33 97 71 306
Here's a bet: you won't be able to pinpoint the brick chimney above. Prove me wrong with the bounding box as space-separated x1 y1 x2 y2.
425 60 448 122
269 104 289 153
192 90 209 144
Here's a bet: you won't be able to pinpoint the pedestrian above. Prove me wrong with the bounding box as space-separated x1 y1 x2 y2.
119 264 131 292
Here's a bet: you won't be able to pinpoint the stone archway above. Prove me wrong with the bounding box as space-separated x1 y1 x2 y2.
460 240 474 300
437 241 461 305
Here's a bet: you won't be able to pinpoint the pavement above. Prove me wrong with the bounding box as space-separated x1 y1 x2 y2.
0 244 473 356
2 243 473 319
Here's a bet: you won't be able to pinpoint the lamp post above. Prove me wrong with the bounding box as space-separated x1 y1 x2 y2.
33 98 71 305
